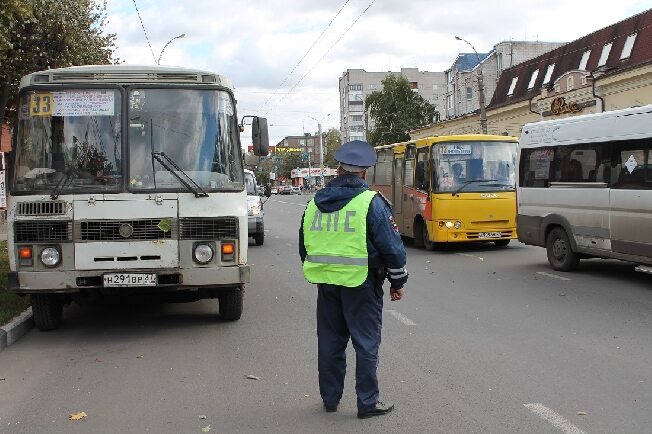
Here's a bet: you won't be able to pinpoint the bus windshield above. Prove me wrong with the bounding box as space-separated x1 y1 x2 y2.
128 88 243 191
14 89 123 193
434 141 517 193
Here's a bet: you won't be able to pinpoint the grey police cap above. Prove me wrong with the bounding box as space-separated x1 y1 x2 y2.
335 140 377 170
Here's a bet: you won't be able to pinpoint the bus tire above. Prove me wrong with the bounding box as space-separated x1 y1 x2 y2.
546 227 580 271
31 294 64 331
218 289 243 321
254 232 265 246
422 222 435 251
494 239 510 247
413 220 425 248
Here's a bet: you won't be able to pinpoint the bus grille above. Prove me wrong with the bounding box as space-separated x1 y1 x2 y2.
17 201 66 216
14 221 72 242
179 217 238 240
75 219 177 241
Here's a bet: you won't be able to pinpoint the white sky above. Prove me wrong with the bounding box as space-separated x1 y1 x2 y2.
105 0 650 146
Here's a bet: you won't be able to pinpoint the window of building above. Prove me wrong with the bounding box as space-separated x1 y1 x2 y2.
620 33 637 60
368 84 376 90
458 89 462 102
350 114 363 123
507 77 518 96
496 53 503 75
598 42 612 67
527 69 539 89
466 86 473 100
579 50 591 70
567 76 575 91
409 82 418 89
543 64 555 85
433 84 438 90
349 84 363 91
447 94 453 109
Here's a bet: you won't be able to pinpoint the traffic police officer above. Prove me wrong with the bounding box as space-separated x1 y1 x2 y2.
299 140 408 419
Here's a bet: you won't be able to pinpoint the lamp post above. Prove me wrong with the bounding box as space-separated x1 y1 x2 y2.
308 113 331 187
157 33 186 65
455 36 488 134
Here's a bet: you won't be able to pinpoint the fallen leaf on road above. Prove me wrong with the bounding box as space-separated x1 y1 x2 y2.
94 358 102 363
201 425 211 432
577 411 587 416
0 377 5 381
68 412 87 421
136 355 144 359
199 415 207 420
246 374 261 380
559 293 566 297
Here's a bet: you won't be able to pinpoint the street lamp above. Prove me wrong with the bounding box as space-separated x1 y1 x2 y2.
307 113 331 186
455 36 488 134
157 33 186 65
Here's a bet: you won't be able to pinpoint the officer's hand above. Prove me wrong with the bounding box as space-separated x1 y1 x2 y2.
390 287 404 301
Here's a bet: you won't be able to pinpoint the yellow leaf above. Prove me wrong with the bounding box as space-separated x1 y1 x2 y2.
201 425 211 432
69 411 87 421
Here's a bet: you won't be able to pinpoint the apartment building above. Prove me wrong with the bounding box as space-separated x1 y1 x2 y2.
338 68 446 142
445 41 565 120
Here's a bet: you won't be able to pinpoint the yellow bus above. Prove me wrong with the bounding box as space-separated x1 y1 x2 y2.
368 135 518 249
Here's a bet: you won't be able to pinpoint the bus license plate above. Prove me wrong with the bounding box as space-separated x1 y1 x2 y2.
478 232 501 239
103 273 157 287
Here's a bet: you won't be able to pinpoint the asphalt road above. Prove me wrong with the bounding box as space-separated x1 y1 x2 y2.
0 193 650 434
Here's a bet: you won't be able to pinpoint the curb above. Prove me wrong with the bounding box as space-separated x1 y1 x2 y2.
0 307 34 352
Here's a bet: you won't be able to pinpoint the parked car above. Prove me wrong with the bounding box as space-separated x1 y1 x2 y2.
291 186 302 195
270 187 278 195
245 169 265 245
279 185 292 195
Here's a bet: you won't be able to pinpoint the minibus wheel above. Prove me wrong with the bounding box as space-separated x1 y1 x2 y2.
546 227 580 271
254 232 265 246
218 289 243 321
31 294 64 331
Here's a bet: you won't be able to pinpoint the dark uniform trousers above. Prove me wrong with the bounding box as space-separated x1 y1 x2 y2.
316 276 383 412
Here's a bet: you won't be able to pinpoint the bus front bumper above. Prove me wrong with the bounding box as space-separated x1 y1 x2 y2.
7 265 250 293
433 225 517 242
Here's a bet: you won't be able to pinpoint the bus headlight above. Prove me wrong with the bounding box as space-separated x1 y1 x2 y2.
248 203 262 216
193 244 214 264
454 220 463 229
40 247 61 267
445 221 454 229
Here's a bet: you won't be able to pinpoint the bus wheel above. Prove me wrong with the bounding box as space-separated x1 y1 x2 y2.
494 239 510 247
546 227 580 271
422 223 435 251
31 294 64 331
218 289 243 321
413 220 425 248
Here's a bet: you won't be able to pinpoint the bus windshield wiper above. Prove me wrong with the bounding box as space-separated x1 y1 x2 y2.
50 168 78 200
452 179 497 195
151 151 208 198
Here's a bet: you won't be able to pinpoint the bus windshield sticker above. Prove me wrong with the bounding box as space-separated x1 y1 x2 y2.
440 144 471 155
533 149 553 179
30 91 115 117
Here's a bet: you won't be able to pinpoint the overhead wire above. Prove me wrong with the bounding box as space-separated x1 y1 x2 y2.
261 0 351 113
131 0 157 64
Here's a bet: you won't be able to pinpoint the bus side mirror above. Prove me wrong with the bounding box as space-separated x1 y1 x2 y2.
252 117 269 156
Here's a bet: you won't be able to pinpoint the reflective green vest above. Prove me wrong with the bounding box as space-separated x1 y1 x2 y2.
302 190 377 287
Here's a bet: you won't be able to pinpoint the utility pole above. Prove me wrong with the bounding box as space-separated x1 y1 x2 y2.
318 123 324 187
455 36 488 134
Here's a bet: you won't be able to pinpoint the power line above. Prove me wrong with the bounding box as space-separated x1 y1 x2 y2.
131 0 157 64
261 0 351 114
272 0 377 109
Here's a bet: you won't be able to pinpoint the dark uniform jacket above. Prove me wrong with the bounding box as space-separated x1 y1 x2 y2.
299 174 408 289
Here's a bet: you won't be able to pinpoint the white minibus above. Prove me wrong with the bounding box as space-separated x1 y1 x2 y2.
517 105 652 273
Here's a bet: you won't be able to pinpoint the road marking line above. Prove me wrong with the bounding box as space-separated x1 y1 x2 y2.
385 309 416 326
537 271 571 281
524 403 586 434
273 200 306 207
456 253 484 261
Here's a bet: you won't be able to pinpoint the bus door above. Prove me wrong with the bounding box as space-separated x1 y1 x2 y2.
609 144 652 257
393 156 404 232
401 144 417 236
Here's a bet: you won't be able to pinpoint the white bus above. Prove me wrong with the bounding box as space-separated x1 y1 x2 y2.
7 65 269 330
517 104 652 273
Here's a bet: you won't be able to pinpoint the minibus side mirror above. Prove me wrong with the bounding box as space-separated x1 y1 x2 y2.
252 117 269 156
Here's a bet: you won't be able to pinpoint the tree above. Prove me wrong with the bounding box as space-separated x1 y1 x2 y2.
278 152 302 179
0 0 117 127
323 128 342 166
364 75 438 146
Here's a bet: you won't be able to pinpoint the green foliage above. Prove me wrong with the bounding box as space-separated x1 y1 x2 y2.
279 152 303 179
0 0 118 125
324 128 342 166
365 75 439 146
0 241 30 326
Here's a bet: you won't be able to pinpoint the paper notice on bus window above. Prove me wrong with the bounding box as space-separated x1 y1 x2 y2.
30 91 115 117
533 149 553 179
440 144 472 155
0 170 6 208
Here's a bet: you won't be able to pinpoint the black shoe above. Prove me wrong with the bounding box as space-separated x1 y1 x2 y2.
357 401 394 419
324 403 338 413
